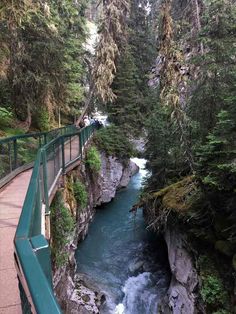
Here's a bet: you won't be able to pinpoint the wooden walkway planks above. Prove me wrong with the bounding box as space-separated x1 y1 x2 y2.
0 170 32 314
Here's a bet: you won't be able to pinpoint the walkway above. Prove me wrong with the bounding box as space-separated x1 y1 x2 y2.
0 126 93 313
0 136 80 313
0 170 31 314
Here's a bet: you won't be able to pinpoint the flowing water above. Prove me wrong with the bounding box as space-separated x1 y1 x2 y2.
75 159 170 313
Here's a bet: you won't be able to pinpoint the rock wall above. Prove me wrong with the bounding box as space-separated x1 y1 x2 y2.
159 228 199 314
53 151 139 313
95 152 139 204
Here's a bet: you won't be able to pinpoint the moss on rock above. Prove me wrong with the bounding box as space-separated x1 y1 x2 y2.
153 176 199 213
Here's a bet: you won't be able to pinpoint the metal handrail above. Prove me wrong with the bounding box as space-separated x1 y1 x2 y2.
14 124 96 313
0 124 77 188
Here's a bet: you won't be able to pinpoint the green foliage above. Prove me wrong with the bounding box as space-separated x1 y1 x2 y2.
93 0 129 102
144 103 191 190
0 0 88 129
85 146 101 172
198 255 230 312
0 107 12 127
107 45 143 136
36 108 50 131
201 275 227 306
95 125 134 160
17 138 39 164
50 192 75 268
197 110 236 191
73 180 88 209
189 0 236 142
105 0 156 135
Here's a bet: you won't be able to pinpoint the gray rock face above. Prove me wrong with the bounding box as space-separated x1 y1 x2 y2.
160 228 199 314
95 152 139 205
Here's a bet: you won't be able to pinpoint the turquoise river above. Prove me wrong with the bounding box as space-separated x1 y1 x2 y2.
75 159 170 314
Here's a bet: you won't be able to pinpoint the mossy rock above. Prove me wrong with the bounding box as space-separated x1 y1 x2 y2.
153 176 199 213
215 240 235 257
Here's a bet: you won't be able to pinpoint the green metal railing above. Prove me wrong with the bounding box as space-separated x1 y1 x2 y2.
0 125 77 187
13 124 96 313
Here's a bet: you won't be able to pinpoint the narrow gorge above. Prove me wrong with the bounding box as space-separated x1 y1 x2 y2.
51 147 172 314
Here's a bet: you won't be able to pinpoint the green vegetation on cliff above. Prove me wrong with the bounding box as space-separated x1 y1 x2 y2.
95 125 135 160
85 146 101 173
73 180 88 210
51 192 75 268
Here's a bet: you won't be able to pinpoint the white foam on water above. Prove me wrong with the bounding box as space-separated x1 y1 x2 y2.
113 304 125 314
113 272 158 314
131 158 148 178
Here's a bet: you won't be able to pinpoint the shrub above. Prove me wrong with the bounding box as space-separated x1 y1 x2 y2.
73 180 88 209
0 107 13 127
37 108 50 131
50 193 75 268
201 275 227 306
94 125 135 159
198 255 230 312
86 146 101 172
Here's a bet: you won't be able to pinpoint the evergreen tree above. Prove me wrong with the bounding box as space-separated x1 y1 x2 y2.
129 0 156 93
105 0 157 135
93 0 130 103
106 45 142 134
197 109 236 192
189 0 236 142
0 0 89 130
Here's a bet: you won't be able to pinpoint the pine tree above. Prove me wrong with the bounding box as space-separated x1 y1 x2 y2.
197 109 236 191
0 0 89 130
93 0 130 103
189 0 236 142
106 45 142 135
105 0 157 135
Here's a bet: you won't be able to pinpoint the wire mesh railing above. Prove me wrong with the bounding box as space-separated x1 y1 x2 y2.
0 125 76 187
14 124 96 314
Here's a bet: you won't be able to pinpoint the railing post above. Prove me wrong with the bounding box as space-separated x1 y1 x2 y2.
42 149 49 213
79 132 83 158
39 136 42 148
82 128 85 147
85 127 88 142
44 134 47 145
31 235 53 287
13 139 18 170
69 136 72 161
61 136 66 175
8 142 12 172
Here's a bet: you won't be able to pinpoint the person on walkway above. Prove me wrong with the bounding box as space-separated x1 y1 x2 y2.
83 116 90 127
79 120 85 128
89 116 95 125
